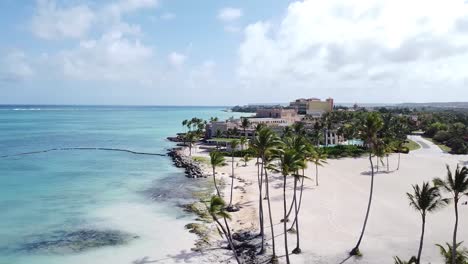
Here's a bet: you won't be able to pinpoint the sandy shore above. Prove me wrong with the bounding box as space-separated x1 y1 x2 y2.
183 136 468 263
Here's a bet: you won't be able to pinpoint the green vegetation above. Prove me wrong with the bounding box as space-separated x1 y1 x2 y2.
192 156 209 165
209 137 238 142
322 145 366 158
404 139 421 151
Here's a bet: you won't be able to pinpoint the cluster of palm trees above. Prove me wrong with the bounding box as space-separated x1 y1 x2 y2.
207 125 328 263
397 165 468 264
181 117 208 156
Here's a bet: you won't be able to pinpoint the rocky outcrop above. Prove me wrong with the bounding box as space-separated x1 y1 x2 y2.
19 229 138 254
167 148 206 178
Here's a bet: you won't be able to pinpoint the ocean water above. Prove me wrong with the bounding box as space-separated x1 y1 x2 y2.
0 105 244 264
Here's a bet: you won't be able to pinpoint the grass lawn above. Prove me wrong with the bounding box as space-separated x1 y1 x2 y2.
404 139 421 151
192 156 210 164
423 137 452 153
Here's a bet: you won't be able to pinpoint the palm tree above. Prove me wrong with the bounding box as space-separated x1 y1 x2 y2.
186 132 197 156
250 127 281 254
407 182 449 264
434 165 468 264
239 136 247 151
228 139 240 209
210 151 225 196
350 112 383 256
241 118 250 137
311 147 327 186
393 256 417 264
240 153 251 167
207 195 242 264
435 242 468 264
394 140 405 170
264 155 279 263
274 148 304 263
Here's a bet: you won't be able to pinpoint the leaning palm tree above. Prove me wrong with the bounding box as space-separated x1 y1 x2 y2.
394 139 405 170
434 165 468 264
228 139 240 209
272 148 304 264
350 112 383 256
407 182 449 264
311 147 327 186
208 195 242 264
250 127 281 254
264 155 279 263
210 151 225 196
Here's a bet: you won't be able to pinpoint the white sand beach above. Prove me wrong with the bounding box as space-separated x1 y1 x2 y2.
187 136 468 263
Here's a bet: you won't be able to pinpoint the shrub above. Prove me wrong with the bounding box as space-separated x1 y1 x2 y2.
433 131 451 143
322 145 366 158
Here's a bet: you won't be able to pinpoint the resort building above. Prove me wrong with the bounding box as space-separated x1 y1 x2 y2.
255 108 299 123
289 97 334 116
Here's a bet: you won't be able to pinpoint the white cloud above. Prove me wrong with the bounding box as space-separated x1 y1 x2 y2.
0 51 34 82
31 0 95 39
218 7 243 22
168 52 186 67
161 12 176 20
238 0 468 103
57 31 155 82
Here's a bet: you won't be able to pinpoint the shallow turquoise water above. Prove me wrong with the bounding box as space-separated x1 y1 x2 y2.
0 106 244 264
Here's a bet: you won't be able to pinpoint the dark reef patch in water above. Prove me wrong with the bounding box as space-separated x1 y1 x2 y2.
19 229 139 254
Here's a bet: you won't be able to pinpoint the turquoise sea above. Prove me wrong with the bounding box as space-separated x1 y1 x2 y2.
0 105 244 264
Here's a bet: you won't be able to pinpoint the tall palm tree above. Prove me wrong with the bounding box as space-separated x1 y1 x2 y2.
274 148 304 263
241 118 250 137
434 165 468 264
210 151 225 196
228 139 240 209
250 128 281 254
264 155 279 263
186 132 197 156
350 112 383 256
311 147 327 186
208 195 242 264
407 182 449 264
394 140 405 170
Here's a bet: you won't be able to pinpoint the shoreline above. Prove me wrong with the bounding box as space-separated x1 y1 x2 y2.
168 136 468 263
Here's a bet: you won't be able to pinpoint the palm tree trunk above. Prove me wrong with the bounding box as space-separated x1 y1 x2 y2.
351 152 375 255
386 155 389 172
315 163 319 186
289 174 305 229
213 216 241 264
417 213 426 264
229 153 235 206
292 178 301 253
213 168 221 196
397 153 400 170
259 157 265 254
264 168 277 261
283 175 290 264
452 197 459 264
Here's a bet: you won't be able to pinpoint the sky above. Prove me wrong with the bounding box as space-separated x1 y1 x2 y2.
1 0 468 106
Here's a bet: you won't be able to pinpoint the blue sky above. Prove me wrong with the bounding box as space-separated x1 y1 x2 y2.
1 0 468 105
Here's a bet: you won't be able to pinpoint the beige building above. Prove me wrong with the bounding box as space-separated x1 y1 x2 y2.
289 98 334 116
307 98 334 117
255 108 299 123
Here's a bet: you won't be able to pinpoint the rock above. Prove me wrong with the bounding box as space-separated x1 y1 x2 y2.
19 229 138 254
